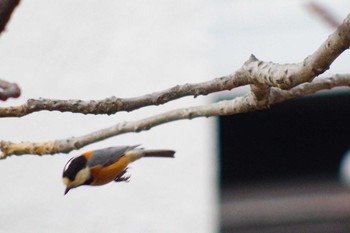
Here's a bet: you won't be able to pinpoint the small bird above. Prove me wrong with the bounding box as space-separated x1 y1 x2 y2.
62 145 175 195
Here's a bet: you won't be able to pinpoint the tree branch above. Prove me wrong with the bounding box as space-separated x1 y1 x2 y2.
0 72 248 117
1 75 349 158
305 1 340 28
0 0 20 34
0 14 349 116
0 1 22 100
0 11 349 158
244 13 350 89
269 74 350 103
0 79 21 100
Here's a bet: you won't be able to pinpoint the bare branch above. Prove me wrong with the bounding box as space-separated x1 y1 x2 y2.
1 75 349 158
0 0 20 34
0 1 22 101
244 13 350 89
305 1 340 28
269 74 350 103
0 79 21 100
0 10 349 158
0 94 258 158
0 14 349 116
0 72 249 117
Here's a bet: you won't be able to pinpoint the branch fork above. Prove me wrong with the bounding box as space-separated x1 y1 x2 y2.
1 13 350 158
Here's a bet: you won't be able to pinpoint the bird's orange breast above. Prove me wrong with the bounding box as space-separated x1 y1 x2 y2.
90 156 130 186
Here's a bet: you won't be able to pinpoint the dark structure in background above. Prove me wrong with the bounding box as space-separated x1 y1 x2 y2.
218 90 350 233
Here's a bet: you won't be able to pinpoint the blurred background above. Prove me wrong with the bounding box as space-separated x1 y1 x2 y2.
214 1 350 233
0 0 349 233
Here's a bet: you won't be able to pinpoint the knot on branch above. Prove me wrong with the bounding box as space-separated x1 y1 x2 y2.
243 55 307 90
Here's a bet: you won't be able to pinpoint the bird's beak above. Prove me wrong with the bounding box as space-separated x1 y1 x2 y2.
64 187 71 195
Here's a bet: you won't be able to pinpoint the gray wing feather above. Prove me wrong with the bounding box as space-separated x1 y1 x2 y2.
87 145 140 167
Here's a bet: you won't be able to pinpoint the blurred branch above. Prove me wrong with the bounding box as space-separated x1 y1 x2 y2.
305 1 340 28
1 74 349 158
0 79 21 100
0 0 20 34
0 0 21 100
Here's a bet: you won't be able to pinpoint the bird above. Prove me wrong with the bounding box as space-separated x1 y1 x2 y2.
62 145 175 195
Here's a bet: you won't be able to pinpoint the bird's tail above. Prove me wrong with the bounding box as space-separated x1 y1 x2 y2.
142 149 175 158
126 149 175 162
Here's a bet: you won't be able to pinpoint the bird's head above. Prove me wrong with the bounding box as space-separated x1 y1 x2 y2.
62 155 91 195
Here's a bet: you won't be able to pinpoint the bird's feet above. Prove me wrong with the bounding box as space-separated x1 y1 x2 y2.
114 168 130 182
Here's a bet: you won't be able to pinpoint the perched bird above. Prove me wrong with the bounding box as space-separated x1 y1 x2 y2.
62 145 175 195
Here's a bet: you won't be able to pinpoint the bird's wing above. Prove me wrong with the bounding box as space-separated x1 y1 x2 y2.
87 145 140 168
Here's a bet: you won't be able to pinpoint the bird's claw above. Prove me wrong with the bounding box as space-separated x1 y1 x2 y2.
114 168 130 182
115 175 130 182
